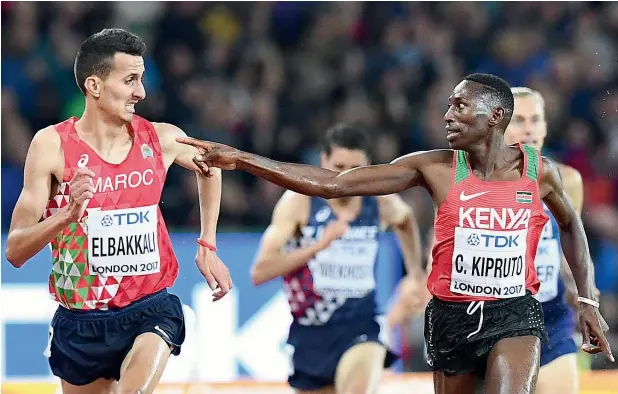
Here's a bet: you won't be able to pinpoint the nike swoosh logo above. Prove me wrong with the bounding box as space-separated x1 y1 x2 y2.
459 191 489 201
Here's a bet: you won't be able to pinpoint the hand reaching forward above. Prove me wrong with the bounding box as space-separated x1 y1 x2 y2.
176 137 240 175
578 303 614 362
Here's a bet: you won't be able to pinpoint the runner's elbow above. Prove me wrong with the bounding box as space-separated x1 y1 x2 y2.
250 262 272 286
5 233 26 267
321 182 344 199
5 245 25 268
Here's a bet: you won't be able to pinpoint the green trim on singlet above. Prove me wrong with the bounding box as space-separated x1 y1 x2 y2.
454 150 470 184
522 144 539 182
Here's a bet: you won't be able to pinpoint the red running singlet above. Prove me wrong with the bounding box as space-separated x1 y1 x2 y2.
428 143 547 302
43 116 178 310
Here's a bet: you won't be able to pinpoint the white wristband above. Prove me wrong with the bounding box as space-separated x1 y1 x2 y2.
577 297 600 308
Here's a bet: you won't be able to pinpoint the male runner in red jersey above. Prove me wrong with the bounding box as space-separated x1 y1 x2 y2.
5 28 232 394
177 73 613 394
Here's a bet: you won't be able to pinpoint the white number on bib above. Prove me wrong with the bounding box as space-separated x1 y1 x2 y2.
450 227 527 298
309 240 378 298
88 204 160 277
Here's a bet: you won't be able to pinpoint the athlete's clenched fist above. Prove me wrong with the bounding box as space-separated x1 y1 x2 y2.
67 167 95 221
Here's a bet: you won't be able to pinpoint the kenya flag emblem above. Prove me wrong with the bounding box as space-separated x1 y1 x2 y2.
516 191 533 203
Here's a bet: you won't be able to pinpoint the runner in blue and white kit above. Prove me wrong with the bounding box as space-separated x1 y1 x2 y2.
250 124 423 394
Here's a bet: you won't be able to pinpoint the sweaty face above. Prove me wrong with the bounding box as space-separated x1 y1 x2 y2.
93 53 146 123
504 96 546 151
321 146 370 173
443 81 491 150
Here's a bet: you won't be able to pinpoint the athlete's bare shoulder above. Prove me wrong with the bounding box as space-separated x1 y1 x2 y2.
539 156 566 199
274 190 311 226
34 125 62 147
539 156 582 186
151 122 181 145
29 126 64 182
151 122 206 170
553 161 584 214
555 162 583 190
392 149 454 170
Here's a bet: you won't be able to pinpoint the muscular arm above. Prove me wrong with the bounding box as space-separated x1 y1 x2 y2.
556 164 585 302
541 158 595 300
235 150 438 198
251 192 324 285
378 195 423 277
6 127 71 267
156 123 222 244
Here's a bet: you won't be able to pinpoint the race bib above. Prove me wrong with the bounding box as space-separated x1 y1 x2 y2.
450 227 527 298
533 237 561 303
309 240 378 298
88 204 160 276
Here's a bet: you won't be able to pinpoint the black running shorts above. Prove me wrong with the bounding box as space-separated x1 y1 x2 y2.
424 291 548 377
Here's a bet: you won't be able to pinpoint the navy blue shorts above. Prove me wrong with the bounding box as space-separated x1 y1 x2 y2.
287 318 398 391
540 317 577 366
540 299 577 366
47 289 185 386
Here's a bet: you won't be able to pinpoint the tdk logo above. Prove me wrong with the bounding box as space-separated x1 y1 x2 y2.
480 234 519 248
467 234 480 246
100 211 150 227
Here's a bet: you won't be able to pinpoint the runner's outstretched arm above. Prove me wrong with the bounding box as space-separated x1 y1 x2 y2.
540 157 614 362
176 138 435 198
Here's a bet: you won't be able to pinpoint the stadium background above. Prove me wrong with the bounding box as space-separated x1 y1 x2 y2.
1 2 617 393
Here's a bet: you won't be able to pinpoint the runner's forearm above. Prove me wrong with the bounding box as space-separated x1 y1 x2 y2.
394 214 424 277
6 209 73 268
251 243 326 285
237 153 340 198
197 169 221 245
560 220 596 300
236 152 420 198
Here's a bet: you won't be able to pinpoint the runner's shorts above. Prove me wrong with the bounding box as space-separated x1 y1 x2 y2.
287 318 398 390
540 299 577 366
47 289 185 386
424 291 548 377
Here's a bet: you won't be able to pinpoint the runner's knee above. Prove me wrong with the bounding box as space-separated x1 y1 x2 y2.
335 342 385 394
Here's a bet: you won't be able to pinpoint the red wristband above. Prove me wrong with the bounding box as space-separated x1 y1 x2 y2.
196 239 217 252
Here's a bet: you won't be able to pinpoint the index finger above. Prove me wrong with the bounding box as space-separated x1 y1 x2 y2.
597 331 615 362
176 137 211 150
588 318 615 361
216 272 230 294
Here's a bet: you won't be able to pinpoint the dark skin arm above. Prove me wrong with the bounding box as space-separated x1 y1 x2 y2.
175 138 448 198
540 157 613 361
555 163 601 309
236 154 421 198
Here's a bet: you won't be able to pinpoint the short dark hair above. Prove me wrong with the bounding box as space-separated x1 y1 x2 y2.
74 28 146 95
323 123 373 159
464 73 515 123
